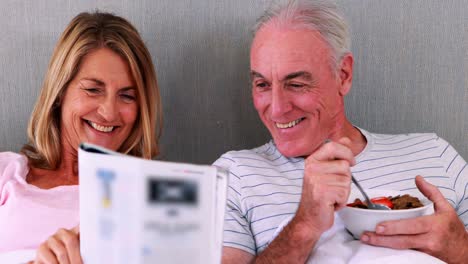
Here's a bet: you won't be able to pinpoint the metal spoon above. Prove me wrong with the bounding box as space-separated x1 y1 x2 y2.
351 175 390 210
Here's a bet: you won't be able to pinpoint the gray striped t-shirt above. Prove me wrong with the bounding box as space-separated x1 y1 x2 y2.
213 128 468 255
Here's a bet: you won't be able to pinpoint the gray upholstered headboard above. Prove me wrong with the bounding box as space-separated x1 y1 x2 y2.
0 0 466 164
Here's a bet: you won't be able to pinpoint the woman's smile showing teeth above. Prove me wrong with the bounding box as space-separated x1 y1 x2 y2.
275 117 305 129
86 120 115 133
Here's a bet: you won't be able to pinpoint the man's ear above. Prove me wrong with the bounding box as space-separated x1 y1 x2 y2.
338 53 353 96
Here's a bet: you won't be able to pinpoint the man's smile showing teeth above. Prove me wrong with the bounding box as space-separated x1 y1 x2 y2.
275 117 305 129
87 120 115 133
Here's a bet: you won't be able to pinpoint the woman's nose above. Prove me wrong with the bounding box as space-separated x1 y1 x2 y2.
97 97 118 121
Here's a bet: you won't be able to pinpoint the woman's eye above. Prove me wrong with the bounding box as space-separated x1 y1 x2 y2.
83 88 101 94
120 93 136 102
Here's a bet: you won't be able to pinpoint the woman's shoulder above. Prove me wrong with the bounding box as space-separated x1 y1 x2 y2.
0 151 28 165
0 152 29 183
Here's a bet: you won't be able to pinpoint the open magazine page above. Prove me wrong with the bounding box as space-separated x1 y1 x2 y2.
78 143 227 264
213 168 228 263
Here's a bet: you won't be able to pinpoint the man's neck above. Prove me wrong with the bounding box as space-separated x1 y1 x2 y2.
333 120 367 157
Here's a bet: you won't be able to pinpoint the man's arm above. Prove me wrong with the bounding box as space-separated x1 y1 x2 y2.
222 217 321 264
222 138 355 263
222 247 255 264
253 215 322 263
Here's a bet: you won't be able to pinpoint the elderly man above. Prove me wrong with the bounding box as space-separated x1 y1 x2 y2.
214 0 468 263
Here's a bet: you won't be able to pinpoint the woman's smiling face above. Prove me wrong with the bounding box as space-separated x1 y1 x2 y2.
60 47 138 152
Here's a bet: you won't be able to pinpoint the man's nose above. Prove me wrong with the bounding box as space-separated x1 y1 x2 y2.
97 97 118 121
270 85 292 118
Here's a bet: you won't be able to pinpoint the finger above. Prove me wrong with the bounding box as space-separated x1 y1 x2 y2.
337 137 352 149
70 225 83 264
307 141 355 165
57 228 82 264
305 160 351 176
306 181 350 205
322 174 351 188
415 175 452 212
319 183 351 209
47 235 70 264
66 247 83 264
361 232 426 250
375 214 433 235
64 236 82 264
324 137 352 147
35 243 59 264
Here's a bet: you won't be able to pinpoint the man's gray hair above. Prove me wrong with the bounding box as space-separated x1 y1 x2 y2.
253 0 351 68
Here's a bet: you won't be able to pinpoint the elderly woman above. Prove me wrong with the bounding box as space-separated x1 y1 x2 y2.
0 11 162 262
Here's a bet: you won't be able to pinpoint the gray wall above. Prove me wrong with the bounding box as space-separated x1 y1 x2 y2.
0 0 466 164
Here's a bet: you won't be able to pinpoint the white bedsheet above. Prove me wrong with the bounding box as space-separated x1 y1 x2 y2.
1 214 448 264
273 214 446 264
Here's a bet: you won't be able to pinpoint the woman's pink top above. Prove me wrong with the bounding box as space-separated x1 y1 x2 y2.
0 152 78 252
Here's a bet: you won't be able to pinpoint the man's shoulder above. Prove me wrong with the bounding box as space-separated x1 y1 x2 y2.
367 130 438 141
365 130 446 149
214 141 276 165
355 128 455 160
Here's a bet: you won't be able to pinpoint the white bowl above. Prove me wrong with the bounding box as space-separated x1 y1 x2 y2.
337 189 434 239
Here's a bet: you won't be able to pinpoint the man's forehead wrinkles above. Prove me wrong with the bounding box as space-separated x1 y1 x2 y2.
251 67 313 82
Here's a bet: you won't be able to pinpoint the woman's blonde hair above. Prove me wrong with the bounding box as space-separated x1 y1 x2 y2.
21 11 162 170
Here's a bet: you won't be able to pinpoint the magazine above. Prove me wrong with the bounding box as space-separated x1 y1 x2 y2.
78 143 228 264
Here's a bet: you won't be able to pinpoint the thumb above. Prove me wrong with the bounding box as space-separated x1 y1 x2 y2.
337 137 352 149
415 175 451 213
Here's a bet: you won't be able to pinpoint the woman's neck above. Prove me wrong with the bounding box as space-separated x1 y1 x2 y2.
27 147 79 189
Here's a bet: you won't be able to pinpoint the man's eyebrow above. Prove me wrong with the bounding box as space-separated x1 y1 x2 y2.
282 71 312 81
250 71 313 81
251 71 268 80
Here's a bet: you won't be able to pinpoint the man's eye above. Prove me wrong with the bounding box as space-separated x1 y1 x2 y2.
289 83 305 89
254 82 270 90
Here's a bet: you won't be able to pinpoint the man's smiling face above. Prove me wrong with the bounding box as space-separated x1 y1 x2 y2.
250 26 350 157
